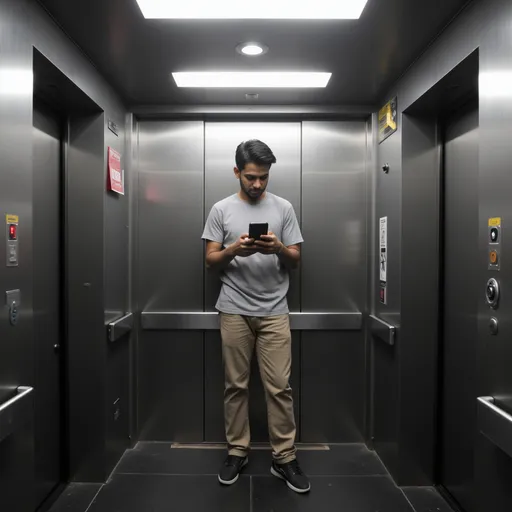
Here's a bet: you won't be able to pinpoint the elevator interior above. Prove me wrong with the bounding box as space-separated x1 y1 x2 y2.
2 0 512 511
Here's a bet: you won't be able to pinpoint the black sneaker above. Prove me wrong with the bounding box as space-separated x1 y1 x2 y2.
218 455 248 485
271 459 311 493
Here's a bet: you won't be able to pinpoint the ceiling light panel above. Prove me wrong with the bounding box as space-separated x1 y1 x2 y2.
172 72 332 88
137 0 368 19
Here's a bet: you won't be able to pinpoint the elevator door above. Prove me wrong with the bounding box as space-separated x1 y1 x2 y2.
33 99 64 506
440 100 479 512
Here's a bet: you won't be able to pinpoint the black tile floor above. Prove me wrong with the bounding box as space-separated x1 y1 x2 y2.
48 443 455 512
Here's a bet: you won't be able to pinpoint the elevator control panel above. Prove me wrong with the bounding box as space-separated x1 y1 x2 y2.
6 289 20 326
5 214 19 267
488 218 501 270
487 218 502 332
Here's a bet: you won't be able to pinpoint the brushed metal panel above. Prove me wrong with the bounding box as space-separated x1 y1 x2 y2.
32 100 63 504
204 331 301 442
476 2 512 508
138 331 203 441
0 0 35 423
141 312 362 331
441 102 479 511
204 122 302 313
301 331 365 442
138 121 204 312
372 337 400 478
398 113 441 486
301 121 367 312
301 121 367 443
66 113 107 482
106 339 130 472
373 114 402 478
104 115 128 324
0 0 129 495
0 424 34 512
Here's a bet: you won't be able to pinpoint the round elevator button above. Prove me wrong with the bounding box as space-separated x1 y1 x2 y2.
490 251 498 264
486 278 500 308
489 317 499 335
490 228 499 243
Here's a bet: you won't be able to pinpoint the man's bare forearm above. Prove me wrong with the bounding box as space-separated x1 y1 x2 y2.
206 246 236 271
278 245 300 270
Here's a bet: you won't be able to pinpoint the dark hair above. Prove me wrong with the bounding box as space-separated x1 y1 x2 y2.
235 139 276 171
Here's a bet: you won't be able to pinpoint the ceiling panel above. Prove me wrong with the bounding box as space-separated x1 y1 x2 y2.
37 0 473 105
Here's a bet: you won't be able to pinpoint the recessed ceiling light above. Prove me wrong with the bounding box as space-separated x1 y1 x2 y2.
236 42 268 56
172 72 332 88
243 46 263 56
136 0 369 19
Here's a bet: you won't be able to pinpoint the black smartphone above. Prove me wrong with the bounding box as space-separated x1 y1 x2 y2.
248 222 268 242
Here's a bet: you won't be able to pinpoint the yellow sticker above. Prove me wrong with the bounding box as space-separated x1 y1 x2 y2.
489 218 501 227
6 214 19 224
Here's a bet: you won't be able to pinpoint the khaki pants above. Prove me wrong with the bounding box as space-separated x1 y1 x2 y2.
220 313 297 464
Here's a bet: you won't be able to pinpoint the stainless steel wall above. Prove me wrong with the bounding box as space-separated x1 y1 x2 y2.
301 121 367 442
137 121 205 440
0 0 129 499
371 0 512 506
136 119 368 444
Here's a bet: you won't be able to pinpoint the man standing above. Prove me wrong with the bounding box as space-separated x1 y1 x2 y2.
202 139 310 493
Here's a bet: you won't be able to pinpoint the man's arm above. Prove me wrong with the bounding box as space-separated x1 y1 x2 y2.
255 233 301 270
205 235 259 271
205 241 235 271
277 243 301 270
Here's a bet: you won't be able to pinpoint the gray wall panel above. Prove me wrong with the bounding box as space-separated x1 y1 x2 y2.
372 84 403 481
32 100 63 504
138 121 204 311
301 121 367 312
106 341 131 471
0 0 35 433
476 0 512 506
204 122 302 312
0 0 128 491
441 103 479 511
137 121 205 441
371 0 512 501
67 113 107 481
400 113 441 485
301 331 364 443
301 121 367 442
104 119 128 320
139 331 203 441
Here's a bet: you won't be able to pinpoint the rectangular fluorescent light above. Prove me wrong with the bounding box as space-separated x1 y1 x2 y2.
172 72 332 88
136 0 368 19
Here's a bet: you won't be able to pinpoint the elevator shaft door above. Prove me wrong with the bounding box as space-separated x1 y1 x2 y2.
441 100 479 512
33 99 63 506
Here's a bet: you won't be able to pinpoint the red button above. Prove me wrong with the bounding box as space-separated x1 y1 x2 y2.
9 224 17 240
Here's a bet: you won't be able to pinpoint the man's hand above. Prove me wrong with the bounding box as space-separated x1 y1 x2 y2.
254 232 284 255
227 234 260 258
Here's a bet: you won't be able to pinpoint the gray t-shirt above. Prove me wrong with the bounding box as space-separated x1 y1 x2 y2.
202 192 304 316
